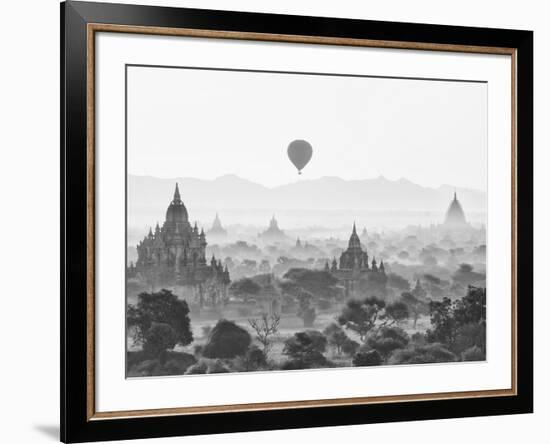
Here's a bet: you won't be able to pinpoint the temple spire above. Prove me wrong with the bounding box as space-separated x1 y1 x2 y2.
348 222 361 249
173 183 182 203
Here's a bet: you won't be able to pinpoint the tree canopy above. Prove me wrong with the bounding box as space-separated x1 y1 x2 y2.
387 273 411 291
229 278 261 301
202 319 252 359
323 323 349 355
127 289 193 347
384 301 409 325
389 343 456 365
283 330 328 368
452 264 486 286
426 286 486 354
337 296 386 341
400 292 429 328
142 322 178 361
352 349 383 367
248 313 281 356
283 268 340 299
366 326 410 361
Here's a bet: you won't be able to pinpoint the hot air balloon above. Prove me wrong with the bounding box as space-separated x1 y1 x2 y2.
287 139 313 175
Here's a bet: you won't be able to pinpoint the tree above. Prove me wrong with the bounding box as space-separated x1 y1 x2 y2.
238 345 267 371
454 322 486 355
208 359 230 374
185 360 208 375
426 286 486 352
323 323 349 355
283 268 340 300
279 279 301 298
459 263 473 273
202 319 251 359
297 291 316 327
461 346 485 362
366 326 409 362
389 343 456 365
426 297 455 346
259 259 271 273
283 330 328 368
341 338 360 356
387 273 410 291
185 358 231 374
229 278 261 303
356 272 388 297
453 286 486 326
383 301 409 325
423 274 443 286
127 289 193 347
280 293 298 314
248 313 281 357
142 322 177 362
397 251 410 260
452 263 486 286
352 349 383 367
337 297 386 341
421 274 447 299
400 292 429 328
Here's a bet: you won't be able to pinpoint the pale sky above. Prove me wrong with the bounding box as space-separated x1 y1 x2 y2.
127 65 487 191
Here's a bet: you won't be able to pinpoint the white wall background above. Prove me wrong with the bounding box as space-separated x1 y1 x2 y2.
0 0 543 443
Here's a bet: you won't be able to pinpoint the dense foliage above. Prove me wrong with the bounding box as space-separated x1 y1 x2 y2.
400 292 429 328
353 349 383 367
142 322 178 361
338 296 410 340
127 289 193 349
283 269 340 300
126 282 487 376
337 296 386 341
282 330 328 368
426 286 486 354
366 326 410 362
202 319 252 359
389 343 457 365
323 323 349 355
229 278 261 302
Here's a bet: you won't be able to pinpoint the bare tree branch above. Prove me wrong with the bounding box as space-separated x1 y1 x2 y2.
248 313 281 356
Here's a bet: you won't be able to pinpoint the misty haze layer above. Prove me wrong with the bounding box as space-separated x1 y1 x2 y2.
128 174 486 232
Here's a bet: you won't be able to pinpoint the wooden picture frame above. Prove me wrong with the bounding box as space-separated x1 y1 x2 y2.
61 1 533 442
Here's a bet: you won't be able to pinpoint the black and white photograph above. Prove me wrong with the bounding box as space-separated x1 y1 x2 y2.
125 66 488 377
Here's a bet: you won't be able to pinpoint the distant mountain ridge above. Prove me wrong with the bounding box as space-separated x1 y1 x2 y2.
128 174 486 223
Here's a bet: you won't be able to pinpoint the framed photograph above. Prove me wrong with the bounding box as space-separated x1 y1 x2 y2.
61 1 533 442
